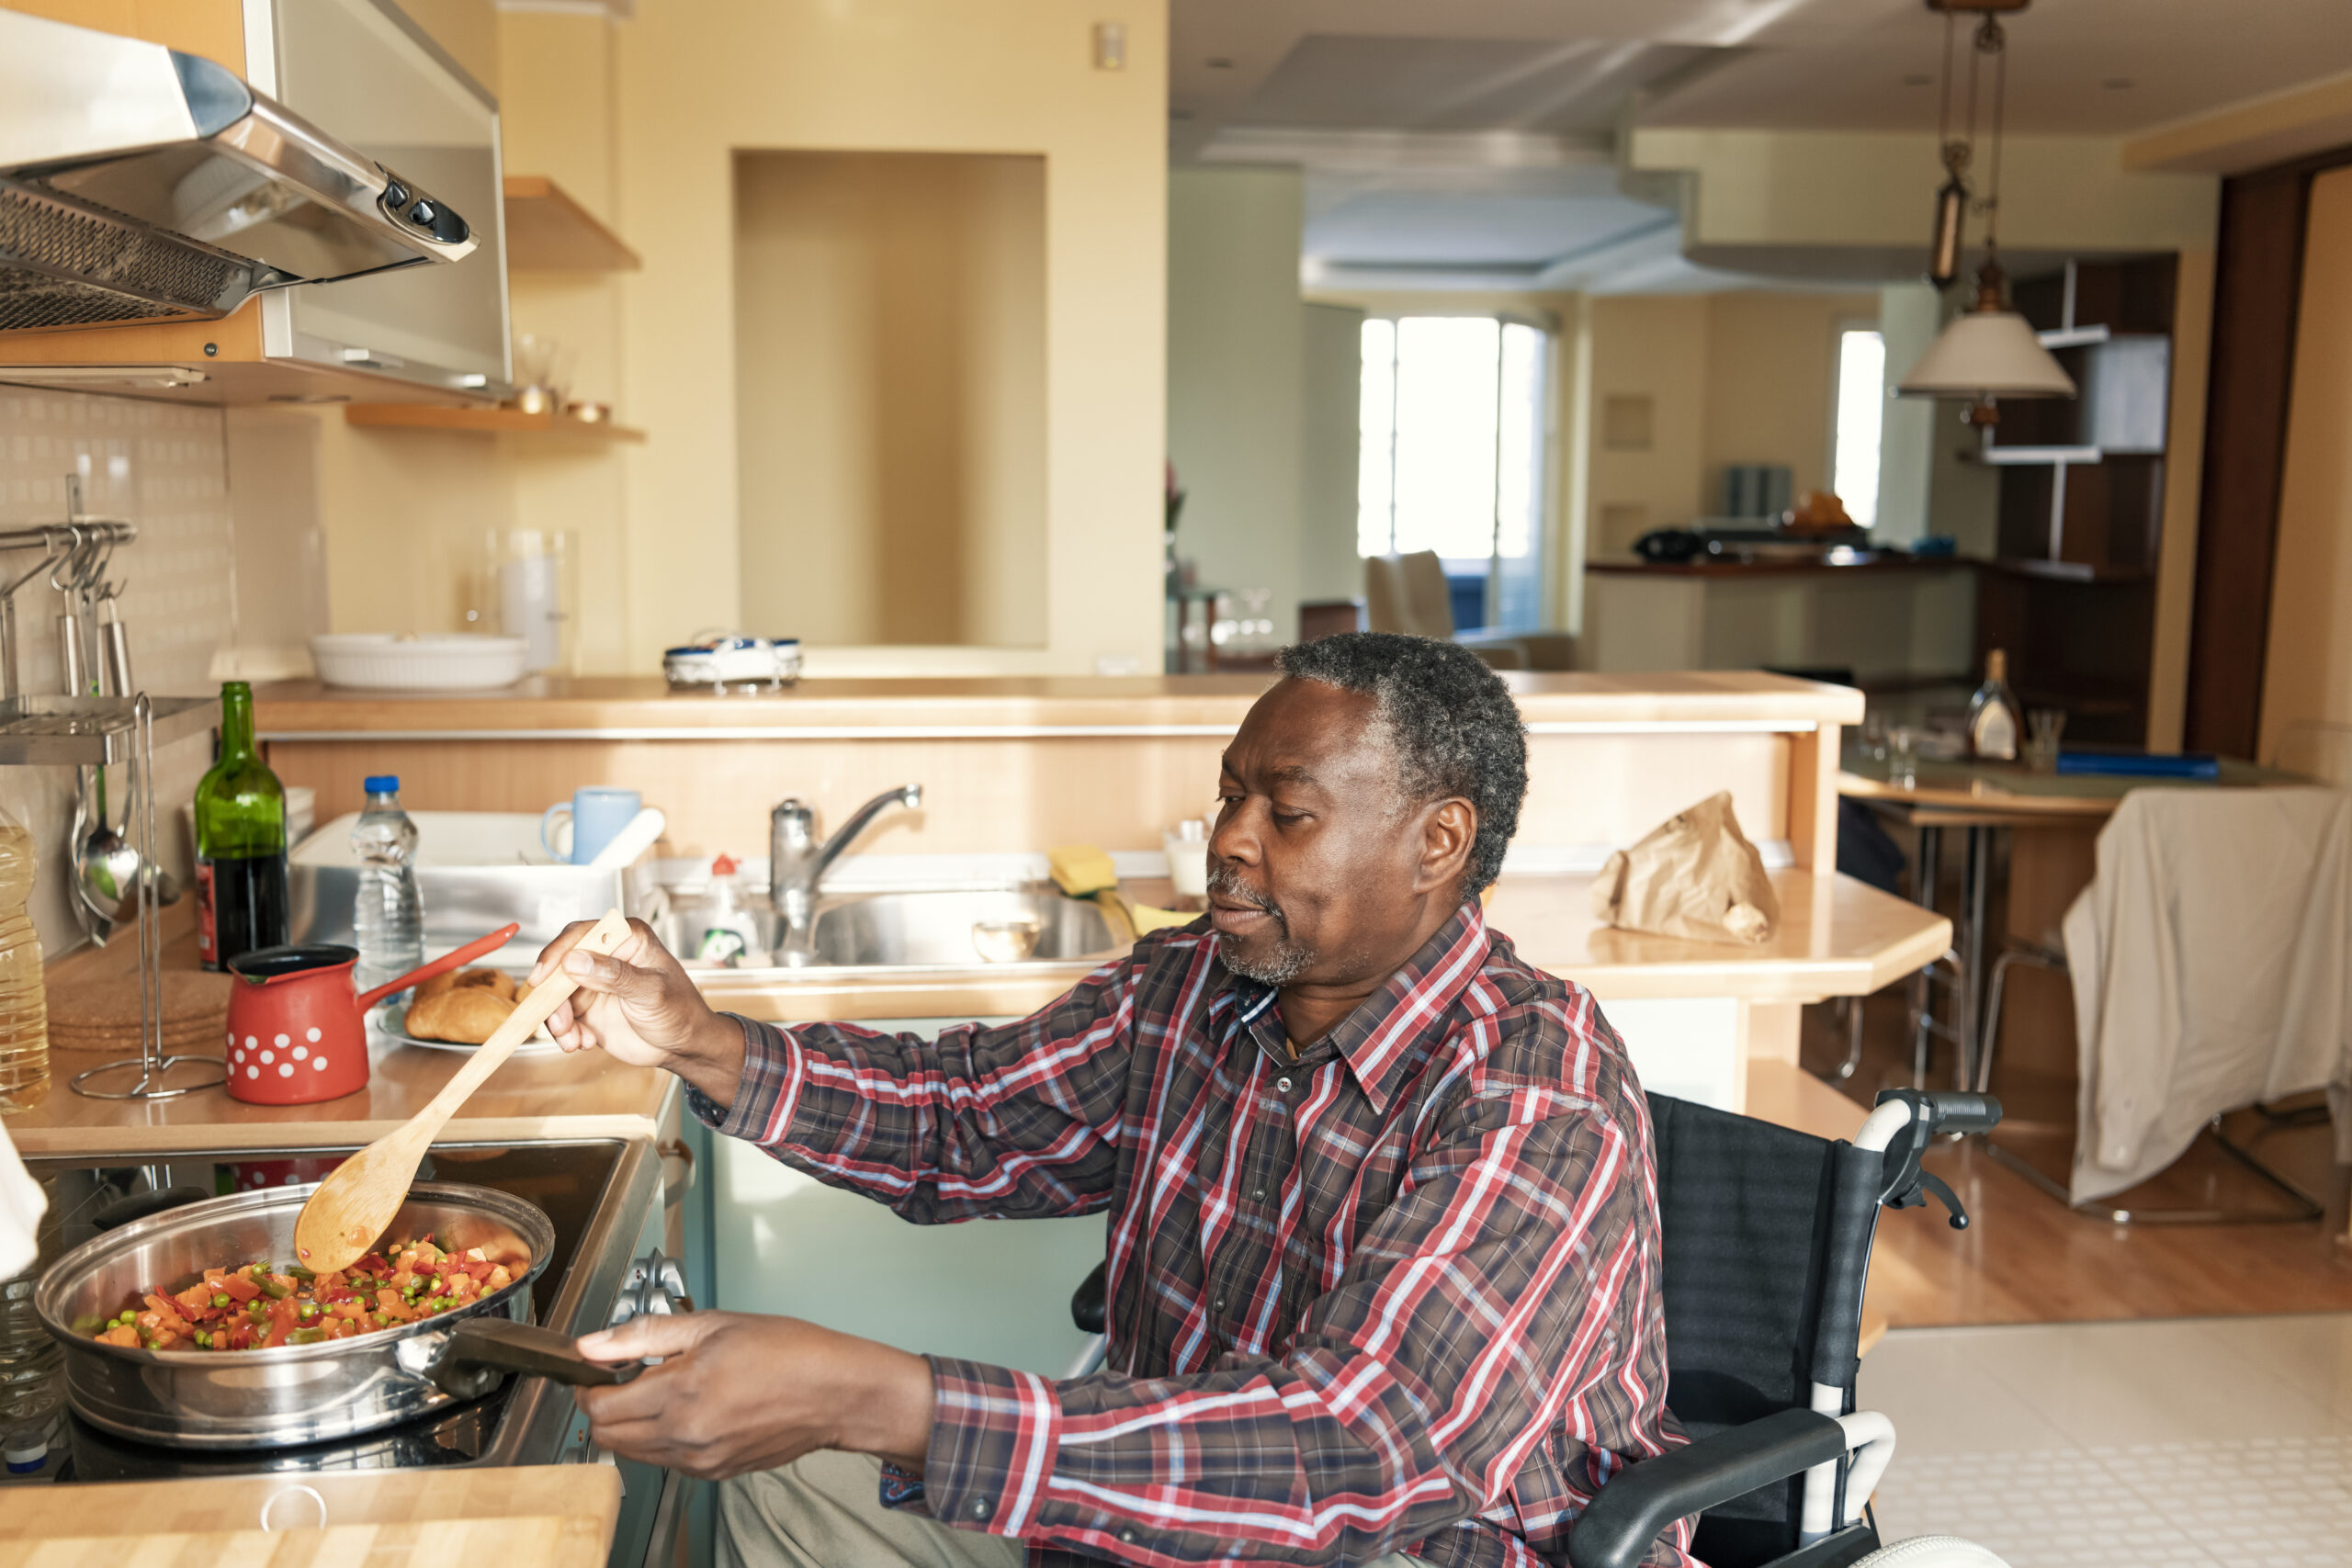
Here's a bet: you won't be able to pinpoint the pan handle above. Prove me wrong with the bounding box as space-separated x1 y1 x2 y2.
428 1314 646 1400
356 922 523 1011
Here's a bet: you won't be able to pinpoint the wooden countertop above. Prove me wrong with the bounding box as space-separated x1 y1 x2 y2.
253 671 1862 735
695 869 1951 1022
0 1465 618 1565
11 916 674 1158
1588 554 1966 579
17 873 1936 1156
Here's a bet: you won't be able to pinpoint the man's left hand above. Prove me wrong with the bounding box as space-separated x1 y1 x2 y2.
574 1312 937 1480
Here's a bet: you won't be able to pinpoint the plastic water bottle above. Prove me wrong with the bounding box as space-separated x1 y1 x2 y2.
351 775 423 997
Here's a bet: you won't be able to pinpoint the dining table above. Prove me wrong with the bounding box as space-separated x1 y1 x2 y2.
1837 746 2295 1099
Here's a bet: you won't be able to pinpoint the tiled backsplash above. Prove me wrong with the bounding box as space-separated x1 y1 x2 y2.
0 389 234 957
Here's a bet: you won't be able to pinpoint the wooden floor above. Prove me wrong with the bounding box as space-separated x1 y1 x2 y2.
1795 990 2352 1328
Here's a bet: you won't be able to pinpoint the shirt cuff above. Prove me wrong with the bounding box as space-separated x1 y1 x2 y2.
918 1356 1064 1538
682 1015 805 1146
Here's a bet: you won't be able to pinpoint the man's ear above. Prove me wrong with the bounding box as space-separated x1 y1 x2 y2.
1416 798 1478 895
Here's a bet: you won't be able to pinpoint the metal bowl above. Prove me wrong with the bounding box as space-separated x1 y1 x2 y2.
36 1180 552 1450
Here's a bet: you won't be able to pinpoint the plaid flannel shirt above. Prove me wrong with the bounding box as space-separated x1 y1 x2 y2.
691 903 1692 1568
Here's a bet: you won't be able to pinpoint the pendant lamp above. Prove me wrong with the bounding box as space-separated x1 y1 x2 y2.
1895 0 2075 427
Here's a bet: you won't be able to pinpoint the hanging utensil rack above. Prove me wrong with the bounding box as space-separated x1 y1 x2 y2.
0 487 222 1100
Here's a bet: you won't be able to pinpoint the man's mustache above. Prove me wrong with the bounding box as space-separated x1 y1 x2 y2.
1205 860 1284 926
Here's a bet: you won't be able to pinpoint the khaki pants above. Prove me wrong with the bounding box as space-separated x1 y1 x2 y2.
718 1450 1434 1568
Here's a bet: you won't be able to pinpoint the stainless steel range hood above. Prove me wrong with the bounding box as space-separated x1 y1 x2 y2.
0 7 476 333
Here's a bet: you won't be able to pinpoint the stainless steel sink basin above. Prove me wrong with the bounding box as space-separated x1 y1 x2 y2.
653 886 1123 971
810 889 1120 967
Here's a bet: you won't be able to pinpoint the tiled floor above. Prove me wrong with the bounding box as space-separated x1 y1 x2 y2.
1861 1314 2352 1566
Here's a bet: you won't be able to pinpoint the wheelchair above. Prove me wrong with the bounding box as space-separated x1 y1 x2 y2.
1067 1089 2011 1568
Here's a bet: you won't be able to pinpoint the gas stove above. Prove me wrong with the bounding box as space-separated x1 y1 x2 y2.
6 1137 685 1567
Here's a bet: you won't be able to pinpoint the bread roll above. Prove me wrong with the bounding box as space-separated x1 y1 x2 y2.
413 967 517 1004
403 986 516 1044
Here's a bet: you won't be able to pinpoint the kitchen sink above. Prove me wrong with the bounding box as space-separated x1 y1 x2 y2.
654 886 1124 971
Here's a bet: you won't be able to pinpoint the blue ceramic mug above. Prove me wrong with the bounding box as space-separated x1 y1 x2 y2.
542 786 642 865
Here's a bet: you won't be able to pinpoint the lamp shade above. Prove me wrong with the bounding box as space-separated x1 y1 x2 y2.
1895 310 2077 400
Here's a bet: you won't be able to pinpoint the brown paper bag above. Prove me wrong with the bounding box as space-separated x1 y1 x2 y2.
1590 790 1780 945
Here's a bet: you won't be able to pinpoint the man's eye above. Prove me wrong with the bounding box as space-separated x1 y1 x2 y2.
1272 810 1308 827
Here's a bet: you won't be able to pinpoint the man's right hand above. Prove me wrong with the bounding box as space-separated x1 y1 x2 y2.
528 918 749 1111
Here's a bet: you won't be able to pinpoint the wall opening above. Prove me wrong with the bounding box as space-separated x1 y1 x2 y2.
732 150 1046 648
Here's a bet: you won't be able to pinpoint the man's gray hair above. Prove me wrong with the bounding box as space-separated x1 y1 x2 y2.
1274 632 1528 896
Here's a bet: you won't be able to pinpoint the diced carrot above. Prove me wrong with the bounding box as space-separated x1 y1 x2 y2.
174 1283 215 1314
100 1325 139 1348
376 1289 415 1322
217 1274 261 1303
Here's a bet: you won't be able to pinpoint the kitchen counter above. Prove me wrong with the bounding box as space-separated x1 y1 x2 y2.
0 1464 620 1564
10 913 675 1158
694 868 1949 1021
237 669 1924 1114
252 671 1862 736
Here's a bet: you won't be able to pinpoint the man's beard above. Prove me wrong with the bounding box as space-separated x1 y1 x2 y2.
1206 860 1315 986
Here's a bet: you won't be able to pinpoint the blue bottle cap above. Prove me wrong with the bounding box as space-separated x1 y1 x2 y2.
364 774 400 793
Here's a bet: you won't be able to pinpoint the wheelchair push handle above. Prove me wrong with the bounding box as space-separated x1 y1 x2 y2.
1917 1091 2000 1134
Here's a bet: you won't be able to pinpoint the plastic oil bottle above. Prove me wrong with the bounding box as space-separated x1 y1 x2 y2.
0 804 48 1114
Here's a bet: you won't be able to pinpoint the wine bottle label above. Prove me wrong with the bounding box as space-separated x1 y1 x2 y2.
196 859 217 960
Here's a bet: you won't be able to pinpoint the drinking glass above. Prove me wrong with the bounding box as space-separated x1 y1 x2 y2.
1889 727 1918 791
2026 709 2066 773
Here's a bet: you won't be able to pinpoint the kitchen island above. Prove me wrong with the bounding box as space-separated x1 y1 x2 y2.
248 671 1949 1115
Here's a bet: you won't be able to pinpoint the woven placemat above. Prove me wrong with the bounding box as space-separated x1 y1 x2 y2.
46 968 232 1034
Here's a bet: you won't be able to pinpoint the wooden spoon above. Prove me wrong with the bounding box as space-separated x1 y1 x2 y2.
294 909 633 1275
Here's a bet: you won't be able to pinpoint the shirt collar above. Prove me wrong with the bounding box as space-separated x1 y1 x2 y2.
1216 901 1491 1115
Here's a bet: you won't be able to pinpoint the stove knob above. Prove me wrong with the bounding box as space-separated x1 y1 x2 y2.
608 1247 695 1327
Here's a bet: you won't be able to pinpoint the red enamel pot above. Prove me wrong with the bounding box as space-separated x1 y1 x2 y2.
223 923 520 1105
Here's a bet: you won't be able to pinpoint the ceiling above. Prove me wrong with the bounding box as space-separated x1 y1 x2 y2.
1172 0 2352 290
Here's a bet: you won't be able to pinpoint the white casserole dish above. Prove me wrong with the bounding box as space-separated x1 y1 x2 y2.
310 634 530 691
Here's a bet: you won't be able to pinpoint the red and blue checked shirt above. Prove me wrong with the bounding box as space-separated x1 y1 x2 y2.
692 902 1693 1568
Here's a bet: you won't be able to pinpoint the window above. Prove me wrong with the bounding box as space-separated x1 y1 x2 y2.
1831 327 1886 529
1358 316 1550 631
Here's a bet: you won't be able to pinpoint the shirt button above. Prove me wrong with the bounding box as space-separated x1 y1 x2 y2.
1120 1529 1138 1544
970 1500 991 1519
1215 1296 1226 1310
1251 1188 1266 1201
1275 1077 1292 1092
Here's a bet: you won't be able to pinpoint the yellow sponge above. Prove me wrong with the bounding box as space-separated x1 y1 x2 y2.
1048 843 1191 936
1047 843 1118 898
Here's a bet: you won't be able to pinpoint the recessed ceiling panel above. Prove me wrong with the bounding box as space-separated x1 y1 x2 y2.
1243 33 1729 134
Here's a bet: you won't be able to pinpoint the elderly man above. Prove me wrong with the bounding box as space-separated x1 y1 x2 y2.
538 632 1688 1568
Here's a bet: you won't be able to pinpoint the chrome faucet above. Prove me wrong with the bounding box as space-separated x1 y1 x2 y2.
770 784 923 963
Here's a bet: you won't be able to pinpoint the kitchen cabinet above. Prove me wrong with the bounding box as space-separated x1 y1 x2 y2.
0 0 510 407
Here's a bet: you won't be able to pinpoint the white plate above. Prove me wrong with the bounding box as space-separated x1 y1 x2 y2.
368 1000 562 1055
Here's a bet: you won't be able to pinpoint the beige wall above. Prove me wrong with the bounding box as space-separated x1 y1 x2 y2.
2257 166 2352 765
608 0 1167 677
1581 295 1711 558
317 1 1167 678
1299 301 1367 605
1632 129 2220 260
734 152 1046 649
1167 167 1307 644
1701 291 1877 507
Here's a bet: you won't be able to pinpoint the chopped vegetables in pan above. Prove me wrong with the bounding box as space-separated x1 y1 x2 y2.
75 1236 519 1351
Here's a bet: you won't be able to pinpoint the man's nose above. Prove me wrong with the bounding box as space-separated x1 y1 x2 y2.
1210 804 1261 866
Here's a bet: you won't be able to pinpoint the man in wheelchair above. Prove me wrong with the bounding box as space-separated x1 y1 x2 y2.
533 632 1996 1568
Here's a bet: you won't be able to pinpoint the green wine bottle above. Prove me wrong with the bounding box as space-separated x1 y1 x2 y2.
194 681 289 972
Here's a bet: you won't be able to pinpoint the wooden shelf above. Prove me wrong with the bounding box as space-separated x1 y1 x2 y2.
343 404 646 443
503 175 640 273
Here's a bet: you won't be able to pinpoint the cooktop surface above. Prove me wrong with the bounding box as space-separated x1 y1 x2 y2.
8 1139 628 1485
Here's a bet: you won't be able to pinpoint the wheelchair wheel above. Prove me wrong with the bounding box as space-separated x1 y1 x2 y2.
1851 1539 2011 1568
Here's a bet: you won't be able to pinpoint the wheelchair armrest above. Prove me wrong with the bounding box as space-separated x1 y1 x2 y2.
1070 1261 1107 1335
1566 1408 1849 1568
